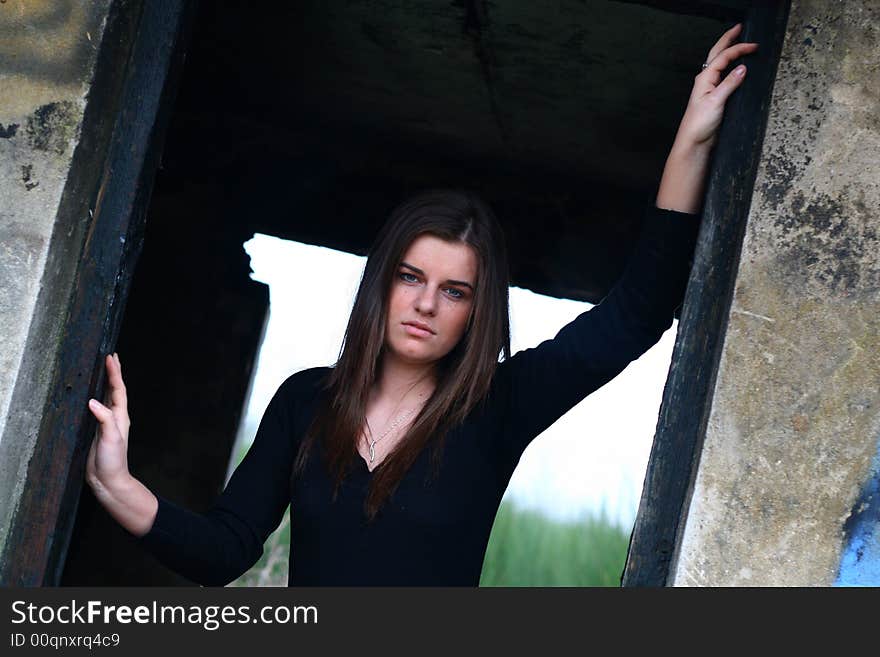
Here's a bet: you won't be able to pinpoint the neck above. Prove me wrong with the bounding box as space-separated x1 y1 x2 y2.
375 352 436 403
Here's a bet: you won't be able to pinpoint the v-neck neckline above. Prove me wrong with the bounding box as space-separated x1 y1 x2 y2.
355 448 382 475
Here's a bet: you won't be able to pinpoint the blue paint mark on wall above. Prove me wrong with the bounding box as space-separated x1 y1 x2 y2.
834 435 880 586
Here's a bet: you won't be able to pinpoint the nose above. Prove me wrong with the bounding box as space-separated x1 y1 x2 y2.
414 285 437 316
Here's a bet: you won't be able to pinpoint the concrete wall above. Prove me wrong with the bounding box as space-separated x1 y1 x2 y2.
672 0 880 586
0 1 113 559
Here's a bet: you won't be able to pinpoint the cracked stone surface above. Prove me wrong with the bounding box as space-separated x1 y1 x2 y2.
673 0 880 586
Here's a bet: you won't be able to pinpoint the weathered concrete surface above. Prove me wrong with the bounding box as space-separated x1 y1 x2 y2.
0 1 112 558
672 0 880 586
174 0 735 303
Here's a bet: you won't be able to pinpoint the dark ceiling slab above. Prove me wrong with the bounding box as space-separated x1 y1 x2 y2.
290 0 728 187
157 0 743 301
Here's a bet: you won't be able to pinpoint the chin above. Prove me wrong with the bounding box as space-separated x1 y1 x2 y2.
387 341 442 366
397 349 439 365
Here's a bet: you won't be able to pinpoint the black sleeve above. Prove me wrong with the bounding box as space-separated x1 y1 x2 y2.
490 205 701 479
135 372 303 586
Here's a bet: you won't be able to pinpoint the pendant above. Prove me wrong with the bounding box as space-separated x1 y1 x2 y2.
369 441 375 463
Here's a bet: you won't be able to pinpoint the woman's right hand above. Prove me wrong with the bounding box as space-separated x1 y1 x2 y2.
86 353 133 495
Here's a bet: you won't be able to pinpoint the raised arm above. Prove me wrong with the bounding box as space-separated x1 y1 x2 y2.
489 24 759 477
656 22 759 213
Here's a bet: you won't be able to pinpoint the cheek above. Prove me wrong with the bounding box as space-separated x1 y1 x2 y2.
443 304 473 340
387 286 408 316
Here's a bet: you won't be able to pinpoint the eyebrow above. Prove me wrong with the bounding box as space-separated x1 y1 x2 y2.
400 262 474 291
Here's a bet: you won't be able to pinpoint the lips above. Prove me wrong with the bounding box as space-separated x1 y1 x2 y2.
402 320 435 336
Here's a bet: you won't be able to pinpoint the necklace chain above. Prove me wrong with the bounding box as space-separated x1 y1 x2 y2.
365 407 417 464
363 377 433 465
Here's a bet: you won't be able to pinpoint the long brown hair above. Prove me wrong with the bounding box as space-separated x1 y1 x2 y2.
292 189 511 520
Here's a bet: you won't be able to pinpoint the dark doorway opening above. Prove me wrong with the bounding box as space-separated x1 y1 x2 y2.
61 0 774 585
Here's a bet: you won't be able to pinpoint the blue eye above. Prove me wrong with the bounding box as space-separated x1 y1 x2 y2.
445 288 464 300
399 272 419 283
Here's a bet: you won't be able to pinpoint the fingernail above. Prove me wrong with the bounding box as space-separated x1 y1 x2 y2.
736 65 746 75
88 399 99 408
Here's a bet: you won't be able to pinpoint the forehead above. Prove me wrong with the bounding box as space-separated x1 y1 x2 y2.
401 234 478 281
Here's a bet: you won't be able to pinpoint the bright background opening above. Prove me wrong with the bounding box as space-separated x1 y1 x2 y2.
232 233 676 529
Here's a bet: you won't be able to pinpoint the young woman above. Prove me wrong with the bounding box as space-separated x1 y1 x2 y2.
86 25 759 586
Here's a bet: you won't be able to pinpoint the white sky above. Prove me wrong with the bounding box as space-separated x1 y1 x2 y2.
235 234 677 529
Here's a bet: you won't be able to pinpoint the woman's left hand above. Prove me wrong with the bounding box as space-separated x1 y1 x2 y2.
655 24 760 213
674 23 760 149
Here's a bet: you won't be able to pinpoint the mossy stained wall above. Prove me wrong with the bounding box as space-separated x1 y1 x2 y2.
0 0 113 560
673 0 880 586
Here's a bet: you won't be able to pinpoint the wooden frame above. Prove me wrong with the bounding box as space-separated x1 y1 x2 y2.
0 0 193 586
622 0 792 586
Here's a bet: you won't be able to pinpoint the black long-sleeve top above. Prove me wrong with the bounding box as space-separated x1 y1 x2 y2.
137 205 701 586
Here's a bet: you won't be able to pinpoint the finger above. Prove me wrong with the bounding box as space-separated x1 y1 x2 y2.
86 428 98 479
88 398 120 437
102 354 113 408
706 22 742 63
100 356 120 423
709 65 748 105
697 42 758 92
112 353 131 435
710 42 760 72
105 353 129 413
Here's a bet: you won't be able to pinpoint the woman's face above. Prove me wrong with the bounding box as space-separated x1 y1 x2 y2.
384 234 478 368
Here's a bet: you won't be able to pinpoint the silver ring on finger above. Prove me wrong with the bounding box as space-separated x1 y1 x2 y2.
701 62 710 70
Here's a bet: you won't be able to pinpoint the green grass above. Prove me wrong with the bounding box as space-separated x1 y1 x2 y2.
478 502 630 587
